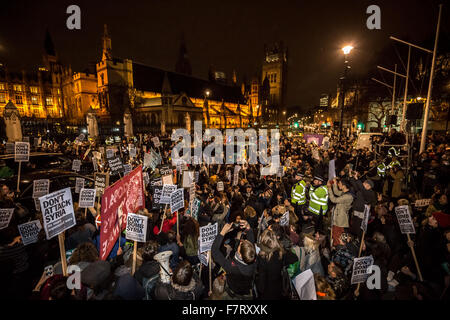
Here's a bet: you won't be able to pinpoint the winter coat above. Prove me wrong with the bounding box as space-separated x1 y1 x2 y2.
328 184 352 228
153 274 204 300
383 170 404 198
350 178 377 213
134 260 160 285
211 231 256 296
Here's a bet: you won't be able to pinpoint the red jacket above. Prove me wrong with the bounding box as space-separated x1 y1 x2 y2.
153 212 178 234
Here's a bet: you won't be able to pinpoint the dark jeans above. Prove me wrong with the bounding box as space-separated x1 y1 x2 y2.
312 213 324 233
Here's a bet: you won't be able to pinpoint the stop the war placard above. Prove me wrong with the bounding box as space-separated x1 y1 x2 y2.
170 188 184 214
361 204 371 232
199 223 218 253
33 179 50 199
39 188 76 240
351 255 374 285
395 205 415 234
75 177 85 193
152 186 163 210
160 184 177 205
0 208 14 230
15 142 30 162
72 159 81 172
79 188 96 208
18 220 42 245
100 166 145 260
126 213 148 243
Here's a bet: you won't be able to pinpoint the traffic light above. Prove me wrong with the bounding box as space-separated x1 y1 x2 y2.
294 122 299 128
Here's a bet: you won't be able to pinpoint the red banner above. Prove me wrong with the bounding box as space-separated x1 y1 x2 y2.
99 165 145 260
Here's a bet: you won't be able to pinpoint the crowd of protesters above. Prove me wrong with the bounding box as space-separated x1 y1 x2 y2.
0 127 449 300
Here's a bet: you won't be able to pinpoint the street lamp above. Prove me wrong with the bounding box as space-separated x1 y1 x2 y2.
339 44 353 140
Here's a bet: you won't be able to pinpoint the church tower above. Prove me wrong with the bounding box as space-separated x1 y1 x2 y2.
102 24 112 61
261 41 287 116
175 34 192 75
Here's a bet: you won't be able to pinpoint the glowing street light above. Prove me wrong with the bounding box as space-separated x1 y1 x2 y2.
205 89 210 97
342 45 353 55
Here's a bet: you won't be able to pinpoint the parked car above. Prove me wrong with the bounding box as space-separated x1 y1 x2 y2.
0 169 95 217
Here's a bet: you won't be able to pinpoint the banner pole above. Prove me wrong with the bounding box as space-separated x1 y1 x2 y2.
354 230 366 297
58 233 68 277
84 207 87 220
407 234 423 281
132 240 138 275
209 251 212 294
176 210 179 237
16 161 22 192
159 204 168 234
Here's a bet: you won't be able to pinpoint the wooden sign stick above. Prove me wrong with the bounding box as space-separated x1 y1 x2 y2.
354 230 366 297
16 161 22 192
132 240 138 275
58 233 68 277
209 251 212 294
158 204 168 234
407 234 424 282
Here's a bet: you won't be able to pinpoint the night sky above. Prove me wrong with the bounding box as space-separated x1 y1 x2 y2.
0 0 448 111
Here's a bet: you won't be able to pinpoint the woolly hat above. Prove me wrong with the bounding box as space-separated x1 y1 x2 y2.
364 180 374 189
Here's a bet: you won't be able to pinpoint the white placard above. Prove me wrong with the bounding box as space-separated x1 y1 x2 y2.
75 177 85 193
233 165 241 186
170 188 185 214
162 175 173 186
292 269 317 300
414 199 432 207
395 205 415 234
199 223 218 253
39 188 76 240
217 181 224 192
72 159 81 172
33 179 50 199
182 171 194 188
361 204 370 232
328 159 336 181
160 184 177 205
151 137 161 148
280 210 289 226
123 164 132 175
15 142 30 162
18 220 42 246
126 213 148 243
0 208 14 230
351 255 374 284
78 188 96 208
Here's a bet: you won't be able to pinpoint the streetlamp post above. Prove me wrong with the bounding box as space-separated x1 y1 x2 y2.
339 45 353 140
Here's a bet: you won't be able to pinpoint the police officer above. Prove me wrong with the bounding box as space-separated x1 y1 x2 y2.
308 175 329 233
291 171 307 217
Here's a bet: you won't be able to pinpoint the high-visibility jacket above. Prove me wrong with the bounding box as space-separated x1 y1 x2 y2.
308 185 328 215
387 160 401 169
377 162 386 177
291 180 307 205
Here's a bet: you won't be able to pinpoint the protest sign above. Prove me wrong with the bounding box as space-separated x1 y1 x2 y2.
15 142 30 162
33 179 50 199
79 188 96 208
328 159 336 181
72 159 81 172
233 165 241 186
94 173 110 196
162 174 173 186
106 149 115 159
195 171 200 183
190 198 201 220
129 146 137 158
199 223 218 253
108 157 125 176
150 177 162 187
280 210 289 226
226 170 231 182
351 255 374 284
395 205 415 234
123 164 132 176
277 165 284 177
182 171 194 188
75 177 85 193
92 158 98 172
170 188 185 214
292 269 317 300
34 198 41 212
414 199 432 207
217 181 224 191
6 142 14 154
143 172 150 186
198 250 209 267
304 133 324 146
0 208 14 230
159 166 172 176
39 188 76 240
18 220 42 246
160 184 177 205
152 186 163 210
143 153 151 169
100 166 145 260
361 204 370 232
126 213 148 243
151 137 161 148
149 149 161 170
